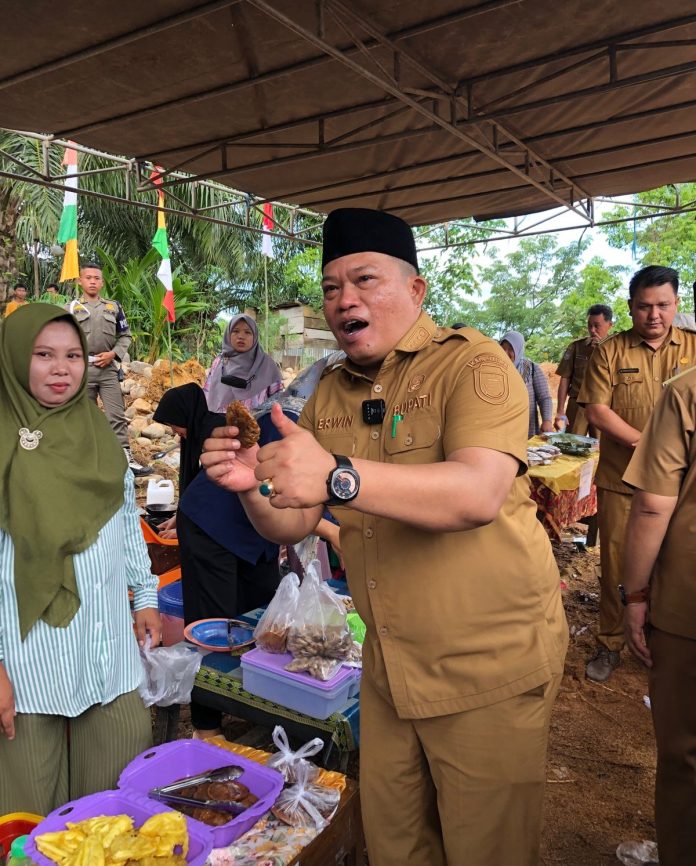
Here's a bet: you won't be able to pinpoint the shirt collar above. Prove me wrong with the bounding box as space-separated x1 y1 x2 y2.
628 326 682 348
394 311 438 353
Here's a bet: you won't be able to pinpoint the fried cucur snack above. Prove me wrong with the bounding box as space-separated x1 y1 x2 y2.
225 400 261 448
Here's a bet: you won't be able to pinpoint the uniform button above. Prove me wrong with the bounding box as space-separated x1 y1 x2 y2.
654 376 660 381
371 430 379 439
368 580 377 589
404 435 413 445
379 626 388 636
373 383 383 393
364 527 374 538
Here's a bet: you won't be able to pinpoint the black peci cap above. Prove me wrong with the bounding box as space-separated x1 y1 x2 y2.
322 208 419 273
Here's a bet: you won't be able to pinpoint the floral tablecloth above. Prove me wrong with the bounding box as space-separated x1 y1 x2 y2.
527 438 599 540
529 480 598 540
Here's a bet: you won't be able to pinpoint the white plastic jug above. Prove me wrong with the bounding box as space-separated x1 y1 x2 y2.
146 478 175 507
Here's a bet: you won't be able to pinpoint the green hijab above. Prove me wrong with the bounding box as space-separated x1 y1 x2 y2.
0 304 127 639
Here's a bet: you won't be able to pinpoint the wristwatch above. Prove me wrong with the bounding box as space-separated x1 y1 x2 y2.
326 455 360 506
618 584 650 606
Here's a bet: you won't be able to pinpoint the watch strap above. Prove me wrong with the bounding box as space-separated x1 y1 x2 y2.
619 584 650 606
326 454 355 505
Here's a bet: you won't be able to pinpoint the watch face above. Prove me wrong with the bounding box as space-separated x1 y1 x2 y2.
332 468 359 500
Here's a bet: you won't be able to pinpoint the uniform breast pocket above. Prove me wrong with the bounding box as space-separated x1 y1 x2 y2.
383 415 442 464
612 372 644 409
315 433 356 458
102 312 117 338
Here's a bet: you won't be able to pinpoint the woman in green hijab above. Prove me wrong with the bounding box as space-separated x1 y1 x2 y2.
0 304 161 815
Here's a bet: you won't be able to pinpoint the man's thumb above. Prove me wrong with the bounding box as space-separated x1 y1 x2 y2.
271 401 298 436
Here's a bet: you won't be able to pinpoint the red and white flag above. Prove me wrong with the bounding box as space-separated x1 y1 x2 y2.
262 203 274 258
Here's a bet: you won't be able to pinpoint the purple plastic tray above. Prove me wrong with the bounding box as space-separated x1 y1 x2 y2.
118 739 284 848
25 789 212 866
242 648 354 690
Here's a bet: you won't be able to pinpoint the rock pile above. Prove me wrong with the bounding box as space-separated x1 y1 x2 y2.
120 358 206 495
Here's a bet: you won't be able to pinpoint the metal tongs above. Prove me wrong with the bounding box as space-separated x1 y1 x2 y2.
149 764 246 814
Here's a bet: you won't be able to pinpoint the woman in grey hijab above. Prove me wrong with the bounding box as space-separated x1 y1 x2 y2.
204 314 282 413
500 330 553 438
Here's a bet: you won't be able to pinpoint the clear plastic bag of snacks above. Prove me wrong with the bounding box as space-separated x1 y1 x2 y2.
266 725 323 783
286 561 353 670
253 571 300 653
271 762 340 830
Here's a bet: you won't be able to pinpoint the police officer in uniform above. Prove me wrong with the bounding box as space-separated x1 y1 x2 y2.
621 365 696 866
68 262 152 476
554 303 613 434
200 208 568 866
577 265 696 682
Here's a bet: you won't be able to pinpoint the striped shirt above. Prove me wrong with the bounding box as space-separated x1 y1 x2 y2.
0 472 158 715
519 358 553 438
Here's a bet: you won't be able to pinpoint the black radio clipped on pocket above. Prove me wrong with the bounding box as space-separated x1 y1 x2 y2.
362 399 386 425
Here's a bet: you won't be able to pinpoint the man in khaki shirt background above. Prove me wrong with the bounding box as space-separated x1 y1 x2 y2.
622 366 696 866
68 262 152 477
577 265 696 682
554 303 613 434
201 208 568 866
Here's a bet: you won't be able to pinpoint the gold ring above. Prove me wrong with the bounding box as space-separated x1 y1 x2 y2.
259 478 275 497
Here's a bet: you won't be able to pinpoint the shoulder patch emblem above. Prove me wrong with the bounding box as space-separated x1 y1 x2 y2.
408 374 426 392
468 354 510 404
402 326 431 350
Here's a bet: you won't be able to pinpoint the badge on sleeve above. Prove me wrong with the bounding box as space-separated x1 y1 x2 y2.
116 304 129 332
468 354 510 404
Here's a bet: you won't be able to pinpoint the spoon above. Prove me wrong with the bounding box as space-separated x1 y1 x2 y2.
152 444 180 460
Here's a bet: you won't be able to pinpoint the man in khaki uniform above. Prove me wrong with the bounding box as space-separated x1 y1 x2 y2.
201 208 568 866
68 263 152 476
621 367 696 866
577 265 696 682
555 303 613 434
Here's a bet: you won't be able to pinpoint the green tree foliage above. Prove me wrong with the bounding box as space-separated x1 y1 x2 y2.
418 223 496 325
99 249 209 364
554 256 631 338
600 184 696 311
423 233 630 362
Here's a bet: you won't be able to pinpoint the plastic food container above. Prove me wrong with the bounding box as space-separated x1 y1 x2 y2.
241 648 356 720
117 740 283 848
0 815 42 864
158 579 185 646
24 789 212 866
146 478 176 507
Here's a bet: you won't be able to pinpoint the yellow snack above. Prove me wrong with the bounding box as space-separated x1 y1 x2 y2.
64 835 106 866
138 812 189 857
35 829 86 864
34 811 188 866
69 815 134 849
107 831 157 863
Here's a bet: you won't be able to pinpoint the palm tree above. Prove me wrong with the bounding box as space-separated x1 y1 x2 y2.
0 131 259 309
0 132 65 302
